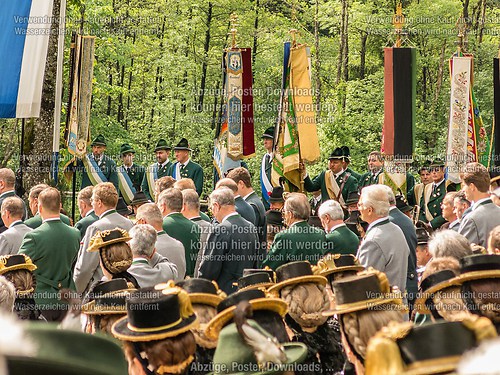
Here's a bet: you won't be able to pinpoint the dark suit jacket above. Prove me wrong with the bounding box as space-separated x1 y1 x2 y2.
245 191 267 266
235 196 256 225
389 207 417 301
263 221 327 270
19 219 80 307
198 214 259 294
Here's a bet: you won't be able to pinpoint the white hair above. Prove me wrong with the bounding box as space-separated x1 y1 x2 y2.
129 224 158 257
0 277 15 314
360 185 390 217
209 187 235 207
428 230 472 260
380 185 396 205
317 200 344 221
458 337 500 374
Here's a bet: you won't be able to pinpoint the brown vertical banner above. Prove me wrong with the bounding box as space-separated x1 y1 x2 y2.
383 48 395 156
241 48 255 158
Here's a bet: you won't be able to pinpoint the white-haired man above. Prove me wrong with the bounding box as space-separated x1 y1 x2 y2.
0 197 32 255
0 168 26 233
136 203 186 281
318 199 359 255
356 184 409 291
128 224 178 288
198 187 259 294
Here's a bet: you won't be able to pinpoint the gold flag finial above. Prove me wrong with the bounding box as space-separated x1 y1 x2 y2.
289 28 299 48
229 13 238 49
393 2 405 48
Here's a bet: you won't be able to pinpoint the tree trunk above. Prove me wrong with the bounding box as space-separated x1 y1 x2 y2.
336 0 346 85
314 0 321 119
117 61 125 124
106 67 112 116
149 16 166 123
181 8 193 115
125 31 136 130
197 2 212 112
478 0 486 44
434 40 446 103
342 2 349 82
359 32 367 79
23 0 61 193
252 0 259 66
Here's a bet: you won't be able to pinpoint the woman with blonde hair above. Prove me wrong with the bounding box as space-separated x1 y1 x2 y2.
87 228 139 289
268 261 345 374
0 254 43 320
324 268 406 374
112 285 198 375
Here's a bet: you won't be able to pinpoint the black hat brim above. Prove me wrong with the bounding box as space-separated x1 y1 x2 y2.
111 313 197 342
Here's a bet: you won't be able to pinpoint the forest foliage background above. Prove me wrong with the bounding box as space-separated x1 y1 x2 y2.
1 0 499 199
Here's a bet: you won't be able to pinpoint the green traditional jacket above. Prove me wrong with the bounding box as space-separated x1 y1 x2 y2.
74 210 99 239
19 219 80 308
359 169 383 188
304 170 358 203
263 221 327 270
418 180 456 229
162 212 200 277
123 163 146 192
25 213 71 229
325 224 360 256
77 154 119 192
346 167 362 183
141 160 172 201
167 160 204 196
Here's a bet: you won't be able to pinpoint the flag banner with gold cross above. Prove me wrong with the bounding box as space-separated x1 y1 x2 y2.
66 35 95 158
272 41 320 191
446 54 489 183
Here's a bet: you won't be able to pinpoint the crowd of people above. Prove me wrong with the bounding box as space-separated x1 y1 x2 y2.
0 132 499 374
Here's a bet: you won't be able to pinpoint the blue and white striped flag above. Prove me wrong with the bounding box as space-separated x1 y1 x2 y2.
0 0 54 118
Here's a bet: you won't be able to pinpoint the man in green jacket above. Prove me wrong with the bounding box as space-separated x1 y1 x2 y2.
318 200 359 256
76 135 119 192
19 187 80 322
304 147 358 207
141 139 172 201
118 143 145 204
167 138 204 196
24 184 71 229
263 193 327 269
74 186 98 239
158 187 200 278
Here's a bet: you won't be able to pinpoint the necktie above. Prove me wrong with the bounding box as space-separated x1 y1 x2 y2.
180 164 185 173
265 154 271 164
432 184 438 195
127 167 131 174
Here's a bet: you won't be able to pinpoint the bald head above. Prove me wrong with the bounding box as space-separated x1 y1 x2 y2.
215 178 238 195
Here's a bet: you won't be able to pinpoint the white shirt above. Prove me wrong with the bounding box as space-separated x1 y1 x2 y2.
84 209 95 218
0 190 15 199
99 209 114 219
8 220 23 228
42 217 60 223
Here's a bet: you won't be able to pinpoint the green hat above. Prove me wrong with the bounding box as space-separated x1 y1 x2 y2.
7 323 128 375
91 134 107 147
430 159 445 168
173 138 192 151
211 319 307 375
120 143 135 156
262 127 275 139
328 147 344 160
340 145 351 161
154 139 171 152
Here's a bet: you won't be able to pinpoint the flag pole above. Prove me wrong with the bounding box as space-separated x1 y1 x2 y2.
52 0 67 185
289 28 305 194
